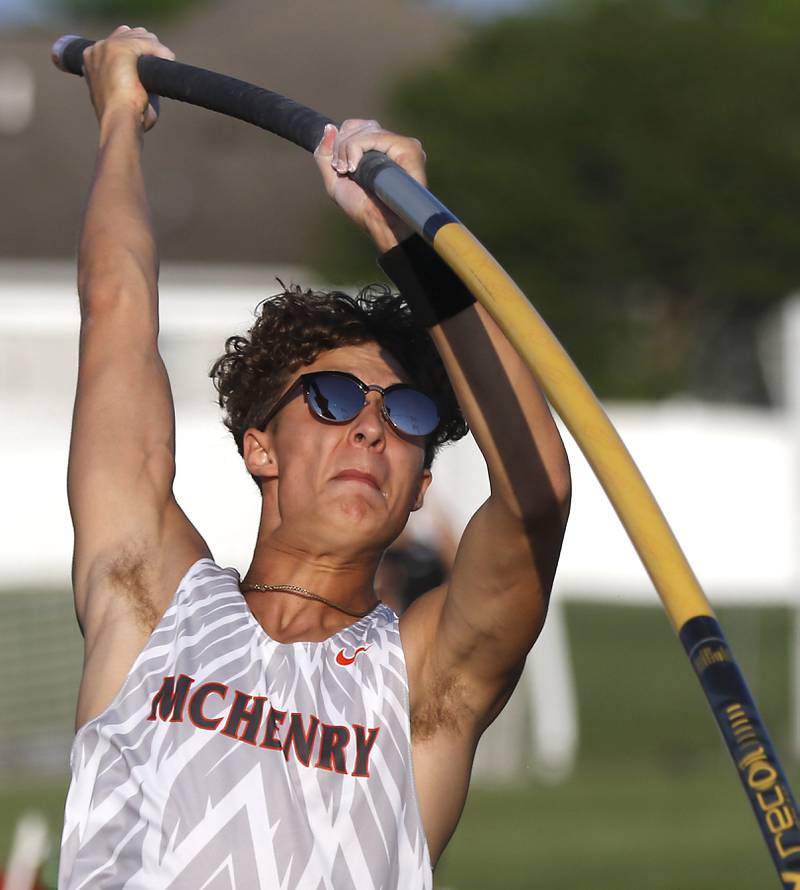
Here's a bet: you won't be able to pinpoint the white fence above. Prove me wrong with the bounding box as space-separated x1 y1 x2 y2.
1 261 797 779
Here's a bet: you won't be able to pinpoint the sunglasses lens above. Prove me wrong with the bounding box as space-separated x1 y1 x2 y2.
384 388 439 436
305 373 440 437
305 375 365 421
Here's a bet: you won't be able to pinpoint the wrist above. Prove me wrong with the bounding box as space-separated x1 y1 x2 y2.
97 101 145 139
364 211 413 255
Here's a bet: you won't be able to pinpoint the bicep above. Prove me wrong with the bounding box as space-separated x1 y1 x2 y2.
424 495 567 710
68 309 208 616
69 311 174 536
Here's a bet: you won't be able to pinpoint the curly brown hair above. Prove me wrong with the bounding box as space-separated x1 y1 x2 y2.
210 283 469 485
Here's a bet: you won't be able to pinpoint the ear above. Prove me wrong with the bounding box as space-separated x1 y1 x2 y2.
410 468 433 512
242 427 279 480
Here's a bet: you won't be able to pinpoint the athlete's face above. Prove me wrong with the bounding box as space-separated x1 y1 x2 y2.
244 342 433 555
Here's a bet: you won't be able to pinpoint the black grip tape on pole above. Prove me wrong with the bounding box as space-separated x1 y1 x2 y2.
351 150 397 193
136 57 334 153
51 35 94 76
51 35 436 230
52 35 334 153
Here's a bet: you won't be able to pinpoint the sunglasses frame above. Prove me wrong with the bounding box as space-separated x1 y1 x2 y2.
261 370 440 438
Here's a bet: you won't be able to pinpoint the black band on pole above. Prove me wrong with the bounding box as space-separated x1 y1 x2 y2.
680 616 800 886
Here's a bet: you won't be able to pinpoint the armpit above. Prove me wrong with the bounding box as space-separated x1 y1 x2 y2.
106 549 160 632
410 671 470 742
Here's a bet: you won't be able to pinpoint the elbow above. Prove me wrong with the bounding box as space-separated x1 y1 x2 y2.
553 460 572 522
77 280 159 341
78 251 156 316
518 458 572 530
488 445 572 527
539 474 572 531
512 466 572 534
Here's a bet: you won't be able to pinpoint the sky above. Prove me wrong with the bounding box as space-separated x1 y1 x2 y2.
0 0 48 26
432 0 550 17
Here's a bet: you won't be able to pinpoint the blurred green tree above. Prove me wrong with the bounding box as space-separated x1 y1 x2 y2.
313 0 800 401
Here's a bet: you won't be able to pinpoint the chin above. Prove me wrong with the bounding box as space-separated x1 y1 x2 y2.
323 501 398 546
333 491 383 520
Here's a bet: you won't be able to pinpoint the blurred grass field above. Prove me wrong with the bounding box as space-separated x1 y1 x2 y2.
1 600 794 888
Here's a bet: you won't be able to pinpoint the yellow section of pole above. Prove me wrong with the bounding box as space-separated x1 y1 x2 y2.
432 221 714 632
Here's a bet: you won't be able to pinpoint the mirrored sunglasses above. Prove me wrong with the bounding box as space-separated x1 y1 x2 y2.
263 370 440 438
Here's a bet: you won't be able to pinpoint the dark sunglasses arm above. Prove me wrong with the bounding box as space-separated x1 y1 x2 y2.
259 378 303 430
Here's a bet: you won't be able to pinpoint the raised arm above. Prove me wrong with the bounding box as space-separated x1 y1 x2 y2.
317 121 570 720
382 243 571 703
67 27 209 726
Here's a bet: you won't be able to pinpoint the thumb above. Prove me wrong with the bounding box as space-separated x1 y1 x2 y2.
313 123 340 195
142 93 160 131
314 123 337 158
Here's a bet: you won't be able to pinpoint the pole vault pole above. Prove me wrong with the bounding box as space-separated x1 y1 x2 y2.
52 35 800 887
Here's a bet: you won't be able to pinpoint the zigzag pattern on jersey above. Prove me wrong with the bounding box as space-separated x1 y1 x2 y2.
60 559 432 890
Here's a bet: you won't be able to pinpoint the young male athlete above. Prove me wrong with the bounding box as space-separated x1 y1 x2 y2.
59 26 571 889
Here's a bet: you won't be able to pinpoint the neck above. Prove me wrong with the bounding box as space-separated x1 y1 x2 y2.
242 527 381 626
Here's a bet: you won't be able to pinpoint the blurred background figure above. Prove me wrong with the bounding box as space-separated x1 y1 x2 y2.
377 503 457 615
376 538 448 616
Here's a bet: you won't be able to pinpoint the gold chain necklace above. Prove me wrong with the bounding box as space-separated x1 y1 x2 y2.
240 582 377 620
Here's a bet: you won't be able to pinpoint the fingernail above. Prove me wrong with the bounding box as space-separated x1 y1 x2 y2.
348 160 357 173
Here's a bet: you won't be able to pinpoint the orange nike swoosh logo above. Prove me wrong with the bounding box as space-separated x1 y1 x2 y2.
335 645 370 666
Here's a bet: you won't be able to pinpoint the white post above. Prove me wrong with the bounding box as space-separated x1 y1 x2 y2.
4 812 49 890
525 594 579 782
779 297 800 760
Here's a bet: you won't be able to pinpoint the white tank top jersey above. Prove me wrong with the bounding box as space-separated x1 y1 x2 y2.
59 559 432 889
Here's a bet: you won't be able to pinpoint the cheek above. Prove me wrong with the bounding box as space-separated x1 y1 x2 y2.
273 437 320 501
393 452 426 506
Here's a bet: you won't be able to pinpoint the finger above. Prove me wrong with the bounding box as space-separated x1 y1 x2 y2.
130 34 176 61
337 126 427 183
387 136 427 179
151 43 176 61
339 122 380 173
333 119 379 173
344 141 364 175
109 26 176 61
338 118 380 135
334 119 380 152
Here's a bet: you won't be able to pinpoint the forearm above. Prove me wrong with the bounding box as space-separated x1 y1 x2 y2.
79 108 157 319
430 303 570 519
380 238 570 521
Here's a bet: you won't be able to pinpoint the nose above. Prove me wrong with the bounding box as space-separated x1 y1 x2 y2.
347 391 387 449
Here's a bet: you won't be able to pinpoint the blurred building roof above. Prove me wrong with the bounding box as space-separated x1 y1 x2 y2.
0 0 463 264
